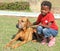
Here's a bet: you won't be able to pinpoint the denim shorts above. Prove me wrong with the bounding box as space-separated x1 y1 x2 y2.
37 26 58 38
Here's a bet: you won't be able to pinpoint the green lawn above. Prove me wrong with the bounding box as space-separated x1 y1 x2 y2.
0 16 60 51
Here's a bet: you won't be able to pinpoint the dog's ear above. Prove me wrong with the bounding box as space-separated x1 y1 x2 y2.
27 19 32 27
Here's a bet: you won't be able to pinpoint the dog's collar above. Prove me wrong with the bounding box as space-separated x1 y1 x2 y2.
27 25 38 29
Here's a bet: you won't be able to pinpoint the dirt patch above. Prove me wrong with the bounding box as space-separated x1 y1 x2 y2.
52 7 60 14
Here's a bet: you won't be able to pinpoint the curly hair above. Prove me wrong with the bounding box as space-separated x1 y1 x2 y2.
41 1 52 10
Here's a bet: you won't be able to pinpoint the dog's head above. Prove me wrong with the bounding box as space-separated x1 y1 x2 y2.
16 17 32 30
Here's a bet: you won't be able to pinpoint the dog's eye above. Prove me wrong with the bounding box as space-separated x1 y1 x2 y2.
21 20 24 22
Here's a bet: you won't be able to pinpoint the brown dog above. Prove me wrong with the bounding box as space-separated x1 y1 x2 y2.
5 17 39 48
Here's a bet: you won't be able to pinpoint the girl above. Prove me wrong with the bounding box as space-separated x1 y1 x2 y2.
33 1 58 47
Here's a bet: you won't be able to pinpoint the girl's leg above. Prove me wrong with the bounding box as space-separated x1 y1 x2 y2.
41 37 47 45
37 26 43 35
43 28 58 47
37 26 47 45
43 28 58 38
37 26 45 41
48 36 56 47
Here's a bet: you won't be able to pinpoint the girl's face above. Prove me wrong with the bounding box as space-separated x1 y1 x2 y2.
41 5 50 16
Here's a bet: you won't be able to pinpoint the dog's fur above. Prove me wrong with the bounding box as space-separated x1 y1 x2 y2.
5 17 39 48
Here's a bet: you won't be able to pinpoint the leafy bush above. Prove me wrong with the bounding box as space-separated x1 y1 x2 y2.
0 2 30 11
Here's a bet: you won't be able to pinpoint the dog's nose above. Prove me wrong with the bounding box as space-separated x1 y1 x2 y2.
16 24 19 28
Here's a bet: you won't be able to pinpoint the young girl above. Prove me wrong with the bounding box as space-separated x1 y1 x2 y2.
33 1 58 47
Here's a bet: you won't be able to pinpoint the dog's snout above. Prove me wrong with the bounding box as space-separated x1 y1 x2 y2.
16 24 23 29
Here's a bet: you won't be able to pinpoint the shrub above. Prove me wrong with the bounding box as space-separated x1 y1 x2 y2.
0 2 30 11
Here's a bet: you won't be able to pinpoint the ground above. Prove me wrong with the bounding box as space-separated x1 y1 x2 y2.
0 16 60 51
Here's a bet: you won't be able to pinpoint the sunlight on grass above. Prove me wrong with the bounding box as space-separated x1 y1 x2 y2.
0 16 60 51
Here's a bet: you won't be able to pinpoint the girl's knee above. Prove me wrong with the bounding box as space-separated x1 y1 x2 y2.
37 26 43 34
43 28 48 33
37 26 43 30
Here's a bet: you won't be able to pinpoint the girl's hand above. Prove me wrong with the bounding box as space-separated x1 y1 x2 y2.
38 23 42 26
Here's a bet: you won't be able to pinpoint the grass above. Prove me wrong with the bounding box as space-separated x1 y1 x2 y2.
0 16 60 51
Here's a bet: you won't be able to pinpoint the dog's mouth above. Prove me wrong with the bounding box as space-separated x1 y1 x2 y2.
16 24 23 29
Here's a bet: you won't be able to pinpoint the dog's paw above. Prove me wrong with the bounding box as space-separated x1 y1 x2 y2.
11 45 17 49
4 45 9 49
4 45 8 48
32 40 37 42
4 44 11 48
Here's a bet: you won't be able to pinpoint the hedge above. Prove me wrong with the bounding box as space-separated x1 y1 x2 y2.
0 2 30 11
